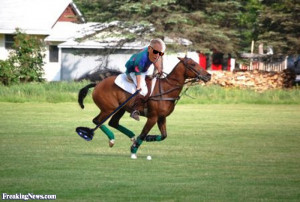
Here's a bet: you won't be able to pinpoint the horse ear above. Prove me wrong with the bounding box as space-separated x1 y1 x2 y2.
177 57 184 61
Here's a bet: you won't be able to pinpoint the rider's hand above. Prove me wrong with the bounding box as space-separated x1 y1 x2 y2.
156 71 163 78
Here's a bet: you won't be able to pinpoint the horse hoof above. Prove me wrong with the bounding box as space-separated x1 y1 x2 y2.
131 153 137 159
130 137 135 143
109 139 115 147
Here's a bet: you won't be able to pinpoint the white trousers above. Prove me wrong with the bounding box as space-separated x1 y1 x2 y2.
127 72 148 96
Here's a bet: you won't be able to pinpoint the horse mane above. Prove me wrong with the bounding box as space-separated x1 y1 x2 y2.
164 57 189 79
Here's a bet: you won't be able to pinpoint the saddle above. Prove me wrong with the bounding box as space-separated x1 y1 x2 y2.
129 76 154 116
125 74 153 100
114 73 157 116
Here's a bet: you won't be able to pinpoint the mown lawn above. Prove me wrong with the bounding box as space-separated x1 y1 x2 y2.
0 103 299 201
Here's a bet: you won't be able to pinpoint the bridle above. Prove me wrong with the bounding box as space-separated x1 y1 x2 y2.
182 57 210 83
149 57 209 102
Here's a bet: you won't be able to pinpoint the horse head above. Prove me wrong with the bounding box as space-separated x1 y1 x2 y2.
178 57 211 83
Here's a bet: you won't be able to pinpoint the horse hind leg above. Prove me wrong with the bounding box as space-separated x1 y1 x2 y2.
109 109 136 142
93 112 115 147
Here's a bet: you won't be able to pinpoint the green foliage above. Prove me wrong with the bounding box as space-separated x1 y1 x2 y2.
0 29 46 85
237 0 262 52
1 82 300 104
0 81 93 103
74 0 244 53
258 1 300 54
11 29 46 82
73 0 300 55
181 85 300 104
0 60 19 85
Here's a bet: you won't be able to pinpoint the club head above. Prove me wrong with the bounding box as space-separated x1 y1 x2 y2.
76 127 94 141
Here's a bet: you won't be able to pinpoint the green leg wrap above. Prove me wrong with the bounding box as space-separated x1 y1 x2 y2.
100 125 115 140
131 137 143 154
145 135 162 142
116 125 135 138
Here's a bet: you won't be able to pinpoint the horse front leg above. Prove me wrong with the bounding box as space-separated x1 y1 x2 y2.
130 117 157 159
145 117 167 142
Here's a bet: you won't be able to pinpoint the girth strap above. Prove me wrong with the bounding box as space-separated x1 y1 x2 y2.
149 96 180 101
149 83 181 101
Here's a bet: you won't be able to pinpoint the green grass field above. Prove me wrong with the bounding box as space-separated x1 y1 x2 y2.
1 82 300 104
0 102 299 201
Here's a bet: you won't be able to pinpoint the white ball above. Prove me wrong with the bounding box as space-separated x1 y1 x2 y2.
147 155 152 160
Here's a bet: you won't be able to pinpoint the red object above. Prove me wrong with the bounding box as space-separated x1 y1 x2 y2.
211 49 223 71
227 58 231 71
199 53 207 70
211 64 222 70
57 5 79 22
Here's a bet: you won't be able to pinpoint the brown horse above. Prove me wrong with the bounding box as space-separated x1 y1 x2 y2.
77 57 211 159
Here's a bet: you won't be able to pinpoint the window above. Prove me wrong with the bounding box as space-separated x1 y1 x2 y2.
5 35 15 49
49 45 59 62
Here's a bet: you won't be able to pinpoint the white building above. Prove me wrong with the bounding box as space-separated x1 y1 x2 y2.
0 0 86 81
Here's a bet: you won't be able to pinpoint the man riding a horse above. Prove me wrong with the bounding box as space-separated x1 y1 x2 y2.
126 38 165 121
76 38 211 159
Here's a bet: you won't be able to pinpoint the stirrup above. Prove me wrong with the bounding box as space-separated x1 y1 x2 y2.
130 110 140 121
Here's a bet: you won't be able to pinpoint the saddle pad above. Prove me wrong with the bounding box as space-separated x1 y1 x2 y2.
114 73 156 97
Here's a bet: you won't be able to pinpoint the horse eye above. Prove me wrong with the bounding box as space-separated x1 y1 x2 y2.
191 63 196 67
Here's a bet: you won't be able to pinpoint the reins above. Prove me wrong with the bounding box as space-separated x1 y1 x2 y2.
149 73 181 101
148 58 201 103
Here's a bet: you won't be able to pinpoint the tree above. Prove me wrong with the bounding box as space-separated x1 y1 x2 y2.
257 0 300 54
237 0 262 52
73 0 300 55
0 29 45 85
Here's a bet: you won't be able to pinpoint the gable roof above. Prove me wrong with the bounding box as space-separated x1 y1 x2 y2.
0 0 84 35
44 22 87 42
54 21 150 50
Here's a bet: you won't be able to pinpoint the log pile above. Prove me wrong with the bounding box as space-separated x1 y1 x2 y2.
206 69 296 91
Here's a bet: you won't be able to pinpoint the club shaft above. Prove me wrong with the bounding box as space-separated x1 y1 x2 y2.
93 90 140 131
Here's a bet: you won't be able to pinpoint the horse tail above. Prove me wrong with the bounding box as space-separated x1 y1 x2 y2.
78 83 96 109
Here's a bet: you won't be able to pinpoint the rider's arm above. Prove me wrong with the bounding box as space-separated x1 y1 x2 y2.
136 74 141 90
134 65 142 90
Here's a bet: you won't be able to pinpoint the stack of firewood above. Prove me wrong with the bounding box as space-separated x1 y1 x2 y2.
204 69 296 91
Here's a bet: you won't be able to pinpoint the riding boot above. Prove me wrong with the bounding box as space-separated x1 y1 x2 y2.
130 94 144 121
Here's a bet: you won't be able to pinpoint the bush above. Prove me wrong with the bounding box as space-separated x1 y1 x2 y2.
0 59 19 85
0 29 45 85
